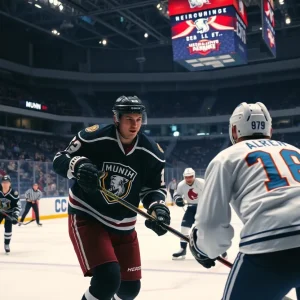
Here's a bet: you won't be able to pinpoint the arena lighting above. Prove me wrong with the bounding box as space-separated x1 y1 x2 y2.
173 131 180 137
285 14 291 24
157 1 169 19
102 39 107 45
156 3 162 10
51 29 60 35
144 32 149 38
34 3 42 8
279 0 284 5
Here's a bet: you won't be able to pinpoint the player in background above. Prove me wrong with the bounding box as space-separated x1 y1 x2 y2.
19 183 43 226
189 102 300 299
172 168 204 259
0 175 20 254
53 96 170 300
172 168 227 260
167 178 177 205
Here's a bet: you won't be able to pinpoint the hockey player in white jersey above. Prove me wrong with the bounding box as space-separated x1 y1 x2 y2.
172 168 226 260
172 168 203 259
189 102 300 299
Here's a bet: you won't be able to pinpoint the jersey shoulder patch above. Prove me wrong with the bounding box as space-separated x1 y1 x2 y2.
9 189 19 198
85 124 99 132
78 124 114 142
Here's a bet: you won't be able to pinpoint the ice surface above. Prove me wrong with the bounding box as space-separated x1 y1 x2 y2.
0 207 297 299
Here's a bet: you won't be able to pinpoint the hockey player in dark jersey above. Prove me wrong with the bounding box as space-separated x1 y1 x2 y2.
53 95 171 300
0 175 21 254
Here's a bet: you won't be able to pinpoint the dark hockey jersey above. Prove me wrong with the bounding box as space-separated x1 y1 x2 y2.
53 124 167 233
0 187 21 215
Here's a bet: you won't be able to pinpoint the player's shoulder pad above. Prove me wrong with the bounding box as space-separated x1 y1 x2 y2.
207 146 234 173
177 180 185 189
195 177 205 185
10 189 19 198
78 124 114 142
138 134 165 162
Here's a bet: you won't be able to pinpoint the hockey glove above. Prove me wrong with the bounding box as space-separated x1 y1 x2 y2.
70 157 100 193
175 197 185 207
189 227 216 269
11 211 19 225
145 201 171 236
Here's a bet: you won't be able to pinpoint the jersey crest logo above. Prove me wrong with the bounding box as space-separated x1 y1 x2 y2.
0 198 11 210
100 162 137 204
188 188 198 200
85 124 99 132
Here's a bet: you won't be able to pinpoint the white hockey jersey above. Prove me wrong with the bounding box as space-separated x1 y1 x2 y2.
194 139 300 258
174 178 205 205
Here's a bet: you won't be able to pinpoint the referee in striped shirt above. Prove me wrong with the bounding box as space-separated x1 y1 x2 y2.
19 183 43 226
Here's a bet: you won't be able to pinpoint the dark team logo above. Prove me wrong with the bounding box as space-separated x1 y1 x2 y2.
100 162 137 204
0 198 11 210
188 188 198 200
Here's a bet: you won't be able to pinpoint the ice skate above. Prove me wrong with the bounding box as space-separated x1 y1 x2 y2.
4 244 10 254
172 248 186 260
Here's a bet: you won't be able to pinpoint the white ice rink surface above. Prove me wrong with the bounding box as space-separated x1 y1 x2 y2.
0 207 297 300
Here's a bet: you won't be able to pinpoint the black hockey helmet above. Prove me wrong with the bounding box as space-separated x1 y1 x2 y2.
1 175 11 182
112 95 147 125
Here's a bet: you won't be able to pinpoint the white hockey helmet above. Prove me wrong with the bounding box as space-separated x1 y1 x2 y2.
183 168 195 178
229 102 272 145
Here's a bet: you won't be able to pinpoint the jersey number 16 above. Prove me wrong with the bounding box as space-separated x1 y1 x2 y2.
245 149 300 191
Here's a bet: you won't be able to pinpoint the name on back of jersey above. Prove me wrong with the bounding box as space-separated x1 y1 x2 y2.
246 140 287 150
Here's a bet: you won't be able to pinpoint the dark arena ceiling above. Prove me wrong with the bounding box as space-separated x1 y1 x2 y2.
0 0 300 66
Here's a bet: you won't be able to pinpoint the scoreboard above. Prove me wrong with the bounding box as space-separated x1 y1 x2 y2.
261 0 276 57
169 0 248 71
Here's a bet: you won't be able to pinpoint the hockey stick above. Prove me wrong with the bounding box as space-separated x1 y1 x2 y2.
23 219 36 225
0 209 34 225
99 187 233 269
0 209 20 225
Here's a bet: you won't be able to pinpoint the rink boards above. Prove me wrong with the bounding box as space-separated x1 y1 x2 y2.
19 194 174 222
